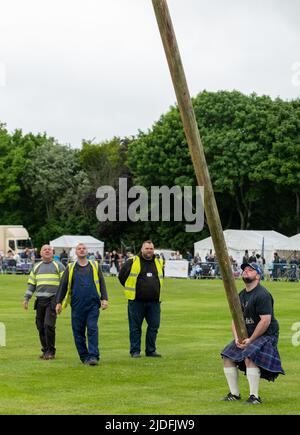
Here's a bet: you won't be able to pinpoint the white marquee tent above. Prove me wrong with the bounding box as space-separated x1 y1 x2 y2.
50 235 104 259
276 233 300 259
194 230 290 265
289 233 300 244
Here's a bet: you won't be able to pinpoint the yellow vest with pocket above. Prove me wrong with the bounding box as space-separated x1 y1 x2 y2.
124 256 163 300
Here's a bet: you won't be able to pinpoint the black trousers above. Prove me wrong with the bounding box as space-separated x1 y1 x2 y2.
34 297 57 355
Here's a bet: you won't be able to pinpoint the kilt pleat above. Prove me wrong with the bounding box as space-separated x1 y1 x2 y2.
221 335 285 381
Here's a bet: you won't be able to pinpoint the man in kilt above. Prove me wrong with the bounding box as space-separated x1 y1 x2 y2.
221 262 285 404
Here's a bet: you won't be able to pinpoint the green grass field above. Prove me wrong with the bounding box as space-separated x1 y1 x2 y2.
0 275 299 415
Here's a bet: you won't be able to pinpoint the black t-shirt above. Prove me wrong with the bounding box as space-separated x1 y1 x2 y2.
239 284 279 337
118 254 161 302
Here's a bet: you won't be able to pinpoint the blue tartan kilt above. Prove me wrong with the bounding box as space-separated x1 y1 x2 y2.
221 335 285 382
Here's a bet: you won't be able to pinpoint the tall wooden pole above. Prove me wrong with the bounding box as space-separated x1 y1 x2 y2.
152 0 248 340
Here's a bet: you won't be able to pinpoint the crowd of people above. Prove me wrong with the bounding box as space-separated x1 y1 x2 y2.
0 248 38 274
188 249 300 281
1 245 299 282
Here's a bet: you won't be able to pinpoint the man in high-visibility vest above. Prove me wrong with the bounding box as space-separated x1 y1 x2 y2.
23 245 65 360
118 240 164 358
55 243 108 366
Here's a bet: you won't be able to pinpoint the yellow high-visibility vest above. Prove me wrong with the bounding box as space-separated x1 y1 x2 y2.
124 256 163 300
62 260 100 309
27 261 62 287
158 258 164 268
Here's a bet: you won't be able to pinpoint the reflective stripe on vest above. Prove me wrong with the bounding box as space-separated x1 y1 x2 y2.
123 256 163 300
61 260 100 309
27 261 61 287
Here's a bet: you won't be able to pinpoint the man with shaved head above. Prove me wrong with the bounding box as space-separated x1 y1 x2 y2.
23 245 65 360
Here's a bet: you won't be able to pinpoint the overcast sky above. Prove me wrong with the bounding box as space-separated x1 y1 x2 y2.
0 0 299 147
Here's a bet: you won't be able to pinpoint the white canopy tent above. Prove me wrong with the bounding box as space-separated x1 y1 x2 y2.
289 233 300 244
154 249 176 260
50 235 104 260
194 230 290 265
276 233 300 260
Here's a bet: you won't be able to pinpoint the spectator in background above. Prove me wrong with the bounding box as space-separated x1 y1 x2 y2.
13 251 20 262
88 252 96 261
256 254 264 280
205 249 215 263
111 250 120 273
102 252 111 275
193 253 201 264
229 256 238 272
256 254 263 267
53 250 60 262
242 250 249 264
249 251 257 263
289 253 299 281
186 251 193 262
175 250 182 260
60 249 69 266
28 248 36 262
7 250 17 273
272 252 281 281
95 251 102 263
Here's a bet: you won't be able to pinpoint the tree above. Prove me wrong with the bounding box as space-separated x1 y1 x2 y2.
127 91 300 248
254 98 300 233
23 141 92 246
79 137 136 249
0 125 47 224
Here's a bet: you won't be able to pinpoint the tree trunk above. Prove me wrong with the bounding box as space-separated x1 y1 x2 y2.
236 197 245 229
246 205 252 229
225 208 233 230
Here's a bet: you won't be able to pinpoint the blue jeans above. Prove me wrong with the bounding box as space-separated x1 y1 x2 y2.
71 304 100 362
128 300 161 355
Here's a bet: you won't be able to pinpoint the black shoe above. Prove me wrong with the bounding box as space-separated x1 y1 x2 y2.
221 392 241 401
87 358 99 366
131 353 141 358
245 395 262 404
146 352 162 357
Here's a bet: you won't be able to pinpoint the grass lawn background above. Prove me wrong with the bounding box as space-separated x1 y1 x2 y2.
0 275 299 415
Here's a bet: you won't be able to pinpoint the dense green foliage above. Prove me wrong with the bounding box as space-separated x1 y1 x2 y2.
0 275 298 415
0 90 299 251
128 91 300 249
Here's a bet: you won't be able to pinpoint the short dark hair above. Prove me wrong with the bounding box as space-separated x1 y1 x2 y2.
141 240 154 248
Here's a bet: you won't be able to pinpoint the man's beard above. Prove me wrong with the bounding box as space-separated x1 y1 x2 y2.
242 276 255 284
